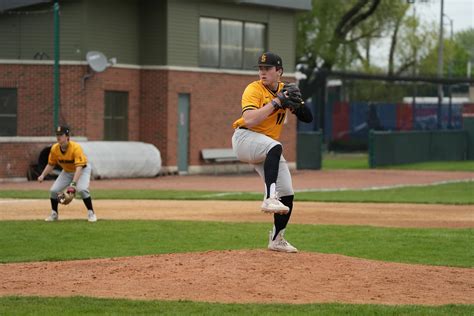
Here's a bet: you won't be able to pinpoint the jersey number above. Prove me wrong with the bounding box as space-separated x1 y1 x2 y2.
276 113 285 125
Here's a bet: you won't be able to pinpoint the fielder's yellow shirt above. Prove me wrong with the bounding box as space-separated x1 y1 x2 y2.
233 80 286 140
48 141 87 172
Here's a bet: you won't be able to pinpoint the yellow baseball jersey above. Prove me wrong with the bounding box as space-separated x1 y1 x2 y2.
232 80 286 140
48 141 88 172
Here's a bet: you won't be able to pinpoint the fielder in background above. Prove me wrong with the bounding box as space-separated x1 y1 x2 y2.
37 126 97 222
232 52 312 253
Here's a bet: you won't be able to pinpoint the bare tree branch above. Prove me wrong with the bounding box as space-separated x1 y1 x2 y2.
388 17 403 76
340 0 381 36
395 60 415 76
346 29 382 43
324 0 382 70
334 0 368 40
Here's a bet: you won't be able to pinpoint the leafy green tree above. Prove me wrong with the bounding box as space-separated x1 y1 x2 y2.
297 0 382 131
418 39 471 77
456 28 474 59
353 0 410 74
454 28 474 75
389 16 438 76
296 0 439 76
297 0 382 71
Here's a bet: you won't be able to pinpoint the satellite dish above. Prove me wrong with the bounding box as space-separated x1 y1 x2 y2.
86 51 109 72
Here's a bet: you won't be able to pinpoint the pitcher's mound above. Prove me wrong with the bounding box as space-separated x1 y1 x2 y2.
1 250 472 305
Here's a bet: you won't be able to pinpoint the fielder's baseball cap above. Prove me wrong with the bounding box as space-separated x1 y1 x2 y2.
55 125 70 136
257 52 283 68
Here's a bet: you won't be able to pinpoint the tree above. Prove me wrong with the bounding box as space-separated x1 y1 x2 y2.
297 0 442 76
418 35 471 78
413 27 474 78
297 0 381 130
455 28 474 75
456 28 474 58
297 0 382 72
297 0 382 130
350 0 410 74
340 1 438 76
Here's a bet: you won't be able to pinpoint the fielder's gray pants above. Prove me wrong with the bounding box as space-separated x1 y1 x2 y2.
232 128 294 197
50 165 92 199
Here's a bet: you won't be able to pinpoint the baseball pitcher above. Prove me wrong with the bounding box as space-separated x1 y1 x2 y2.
232 52 312 252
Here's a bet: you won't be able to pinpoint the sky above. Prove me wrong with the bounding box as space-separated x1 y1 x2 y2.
417 0 473 33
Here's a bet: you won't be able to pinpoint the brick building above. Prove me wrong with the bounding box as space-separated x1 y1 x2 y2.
0 0 311 179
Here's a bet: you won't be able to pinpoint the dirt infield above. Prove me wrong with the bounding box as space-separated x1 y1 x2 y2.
2 169 474 192
1 199 473 228
1 170 473 305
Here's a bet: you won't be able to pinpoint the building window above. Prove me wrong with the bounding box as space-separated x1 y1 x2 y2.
0 88 17 136
200 17 220 67
243 22 266 69
104 91 128 140
199 17 266 69
221 20 243 68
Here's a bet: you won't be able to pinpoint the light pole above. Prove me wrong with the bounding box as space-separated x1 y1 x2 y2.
436 0 444 129
410 1 417 129
444 13 453 129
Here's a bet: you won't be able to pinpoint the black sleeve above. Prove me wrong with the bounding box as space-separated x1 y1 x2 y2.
291 104 313 123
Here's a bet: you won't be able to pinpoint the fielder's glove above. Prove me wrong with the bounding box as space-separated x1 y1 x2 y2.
276 83 304 111
58 182 76 205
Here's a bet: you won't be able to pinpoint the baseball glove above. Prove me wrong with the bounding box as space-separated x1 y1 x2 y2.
277 83 304 111
57 183 76 205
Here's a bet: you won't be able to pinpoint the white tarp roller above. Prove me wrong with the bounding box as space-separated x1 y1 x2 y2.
78 141 161 179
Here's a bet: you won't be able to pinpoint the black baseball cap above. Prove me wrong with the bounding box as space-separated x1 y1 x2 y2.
257 52 283 68
55 126 70 136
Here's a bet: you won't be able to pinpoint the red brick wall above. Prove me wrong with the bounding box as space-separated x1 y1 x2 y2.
166 70 297 166
139 70 169 163
0 64 54 136
0 64 297 178
0 141 54 178
64 66 141 140
0 64 141 139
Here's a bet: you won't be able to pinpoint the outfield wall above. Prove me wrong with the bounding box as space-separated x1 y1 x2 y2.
368 130 469 168
325 102 467 141
465 117 474 160
297 131 322 170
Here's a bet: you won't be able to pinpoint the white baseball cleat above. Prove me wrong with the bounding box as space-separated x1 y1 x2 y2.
268 230 298 253
261 196 289 215
45 210 58 222
87 210 97 222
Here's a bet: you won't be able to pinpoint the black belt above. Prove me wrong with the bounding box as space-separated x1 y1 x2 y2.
238 126 248 130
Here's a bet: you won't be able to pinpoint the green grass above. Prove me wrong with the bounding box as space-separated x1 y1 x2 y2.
382 160 474 172
0 189 219 200
1 181 473 204
0 296 472 315
0 220 472 267
1 171 472 314
322 153 474 171
323 153 369 170
296 181 474 204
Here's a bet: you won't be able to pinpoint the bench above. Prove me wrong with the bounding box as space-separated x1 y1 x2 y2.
201 148 238 163
201 148 240 174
